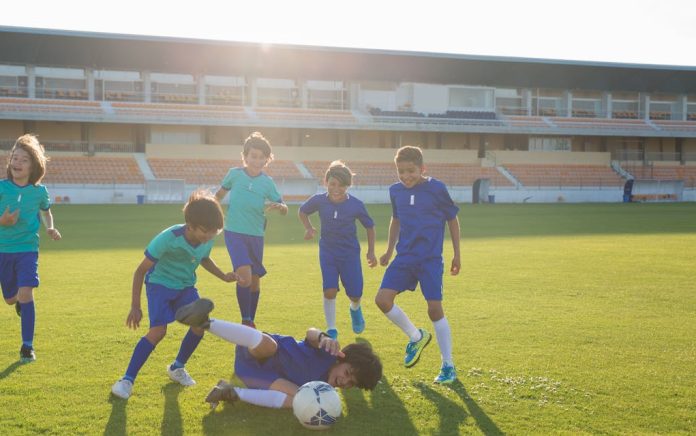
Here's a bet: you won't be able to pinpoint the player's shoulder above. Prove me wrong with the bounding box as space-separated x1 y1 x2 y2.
157 224 186 240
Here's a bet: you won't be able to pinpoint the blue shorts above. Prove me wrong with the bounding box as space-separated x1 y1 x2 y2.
380 257 444 301
145 282 200 327
234 334 283 389
224 231 267 277
320 253 363 298
0 252 39 300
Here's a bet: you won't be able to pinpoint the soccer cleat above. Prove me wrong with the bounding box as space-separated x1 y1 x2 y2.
205 379 239 410
434 364 457 384
175 298 214 329
241 319 256 329
19 345 35 363
350 307 365 334
404 328 431 368
326 328 338 340
168 366 196 386
15 302 21 317
111 379 133 400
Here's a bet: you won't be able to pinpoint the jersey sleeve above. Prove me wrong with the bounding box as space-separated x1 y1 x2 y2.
299 194 320 215
434 181 459 220
220 168 237 190
39 185 51 210
265 177 283 203
144 229 171 261
389 185 399 219
356 199 375 228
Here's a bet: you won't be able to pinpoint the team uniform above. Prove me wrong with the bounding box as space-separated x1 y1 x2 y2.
380 177 459 301
299 193 374 297
234 334 338 389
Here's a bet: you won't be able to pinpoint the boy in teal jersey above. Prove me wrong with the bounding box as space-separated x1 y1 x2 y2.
111 190 236 400
215 132 288 328
1 134 61 363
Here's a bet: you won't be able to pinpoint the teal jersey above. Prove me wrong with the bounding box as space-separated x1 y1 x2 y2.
220 167 283 237
0 179 51 253
144 224 214 290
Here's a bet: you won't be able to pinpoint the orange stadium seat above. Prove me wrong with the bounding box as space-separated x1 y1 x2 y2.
504 164 624 187
41 156 145 184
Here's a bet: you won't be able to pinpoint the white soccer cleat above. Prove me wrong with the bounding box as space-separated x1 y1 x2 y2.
168 366 196 386
111 379 134 400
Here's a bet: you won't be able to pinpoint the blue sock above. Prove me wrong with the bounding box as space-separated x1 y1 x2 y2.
249 290 260 321
124 337 156 383
20 301 35 348
236 285 251 321
171 328 203 370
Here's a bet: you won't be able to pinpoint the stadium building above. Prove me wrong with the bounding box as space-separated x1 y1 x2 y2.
1 26 695 204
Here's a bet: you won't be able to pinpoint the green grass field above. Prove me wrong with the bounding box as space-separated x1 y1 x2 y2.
1 203 695 435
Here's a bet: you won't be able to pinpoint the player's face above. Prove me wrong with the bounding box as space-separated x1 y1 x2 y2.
326 177 348 203
327 362 357 389
188 225 221 244
243 148 269 176
10 148 32 184
396 161 425 189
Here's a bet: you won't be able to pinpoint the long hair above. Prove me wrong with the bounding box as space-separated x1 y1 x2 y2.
7 134 48 185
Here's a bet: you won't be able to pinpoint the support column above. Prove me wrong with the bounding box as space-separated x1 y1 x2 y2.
27 65 36 98
197 74 206 105
86 68 95 101
522 89 532 115
603 92 612 118
143 71 151 103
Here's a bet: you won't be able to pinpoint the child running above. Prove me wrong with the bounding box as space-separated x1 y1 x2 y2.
111 190 236 400
215 132 288 328
174 298 382 410
0 134 61 363
298 160 376 339
374 146 461 384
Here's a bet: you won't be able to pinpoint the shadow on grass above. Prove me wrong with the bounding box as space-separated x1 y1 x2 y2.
0 361 23 381
161 383 184 436
103 396 126 436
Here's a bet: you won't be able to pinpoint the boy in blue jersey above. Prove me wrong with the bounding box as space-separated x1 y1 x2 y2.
174 298 382 410
375 146 461 384
215 132 288 329
111 191 236 400
1 134 61 363
299 161 377 339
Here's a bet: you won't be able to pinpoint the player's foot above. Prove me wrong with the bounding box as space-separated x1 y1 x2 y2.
205 379 239 410
19 345 35 363
168 366 196 386
350 307 365 334
434 363 457 384
175 298 213 329
15 302 21 317
404 328 431 368
111 379 133 399
242 319 256 329
326 328 338 340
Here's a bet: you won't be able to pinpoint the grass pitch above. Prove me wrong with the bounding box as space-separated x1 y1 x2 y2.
0 202 695 435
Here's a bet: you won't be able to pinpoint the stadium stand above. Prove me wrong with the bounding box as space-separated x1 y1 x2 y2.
622 165 696 186
147 158 303 186
42 156 144 184
504 164 624 187
253 107 356 123
0 97 103 115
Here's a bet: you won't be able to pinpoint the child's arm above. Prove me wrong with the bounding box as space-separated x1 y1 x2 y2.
306 328 345 357
0 206 19 226
214 187 228 203
447 216 461 275
128 257 154 329
200 257 237 282
265 201 288 215
365 226 377 267
379 217 400 266
40 209 61 240
298 211 317 240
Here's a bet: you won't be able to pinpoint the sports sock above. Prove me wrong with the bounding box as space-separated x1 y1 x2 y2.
236 285 251 321
249 289 260 321
433 317 454 366
385 305 421 342
350 300 361 311
323 297 336 330
124 337 156 382
233 387 287 408
208 319 263 349
20 301 35 348
171 328 203 369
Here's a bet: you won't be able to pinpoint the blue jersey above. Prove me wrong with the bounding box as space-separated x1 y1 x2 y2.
299 193 374 259
144 224 214 290
220 167 283 237
389 177 459 263
0 179 51 253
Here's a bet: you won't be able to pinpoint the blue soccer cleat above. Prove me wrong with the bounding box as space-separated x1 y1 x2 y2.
404 328 431 367
434 363 457 384
326 328 338 340
350 307 365 334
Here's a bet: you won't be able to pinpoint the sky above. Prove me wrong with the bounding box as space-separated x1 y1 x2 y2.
2 0 696 67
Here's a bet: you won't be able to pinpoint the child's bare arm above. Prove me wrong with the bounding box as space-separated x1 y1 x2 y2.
298 211 317 240
379 217 400 266
0 206 19 226
40 209 61 240
365 226 377 267
447 216 461 275
214 187 228 203
128 258 153 329
200 257 237 282
306 328 344 357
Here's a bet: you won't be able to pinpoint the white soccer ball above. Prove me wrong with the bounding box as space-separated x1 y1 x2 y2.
292 381 342 430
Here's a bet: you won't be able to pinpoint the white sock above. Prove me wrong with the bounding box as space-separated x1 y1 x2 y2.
233 387 287 408
385 305 420 342
433 317 454 366
323 297 336 330
350 300 360 311
208 319 263 349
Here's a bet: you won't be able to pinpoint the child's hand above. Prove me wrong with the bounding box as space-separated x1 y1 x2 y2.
366 251 377 268
222 272 237 282
450 256 461 275
304 227 317 240
126 307 143 329
379 252 392 267
319 336 345 358
47 227 61 241
265 202 288 215
0 206 19 226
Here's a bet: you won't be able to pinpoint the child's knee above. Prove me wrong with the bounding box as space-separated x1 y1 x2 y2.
250 334 277 359
146 327 167 344
4 298 16 305
374 291 393 312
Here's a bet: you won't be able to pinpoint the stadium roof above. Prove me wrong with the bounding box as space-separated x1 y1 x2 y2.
2 26 696 93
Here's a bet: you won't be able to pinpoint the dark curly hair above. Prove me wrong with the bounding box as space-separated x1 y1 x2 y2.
338 342 383 390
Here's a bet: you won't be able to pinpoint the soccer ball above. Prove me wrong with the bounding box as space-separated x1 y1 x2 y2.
292 381 342 430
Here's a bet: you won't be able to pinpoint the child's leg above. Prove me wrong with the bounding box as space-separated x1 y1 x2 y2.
349 297 361 310
123 326 166 382
375 288 421 342
323 288 338 333
427 300 453 366
235 265 253 323
207 318 270 351
249 275 261 322
170 327 204 370
233 387 289 408
17 287 35 348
